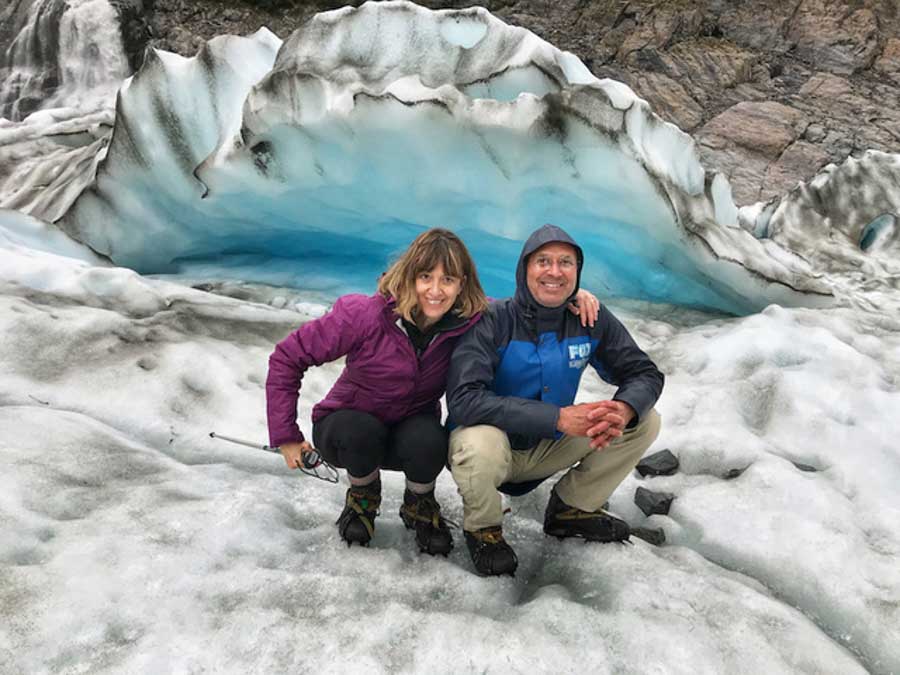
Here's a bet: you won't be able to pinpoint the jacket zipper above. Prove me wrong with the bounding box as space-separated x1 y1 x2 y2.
388 319 420 415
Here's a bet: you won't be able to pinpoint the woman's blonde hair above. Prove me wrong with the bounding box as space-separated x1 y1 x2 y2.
377 228 488 322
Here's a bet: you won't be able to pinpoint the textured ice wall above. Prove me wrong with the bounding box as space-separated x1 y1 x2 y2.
0 107 114 222
60 1 833 314
738 150 900 313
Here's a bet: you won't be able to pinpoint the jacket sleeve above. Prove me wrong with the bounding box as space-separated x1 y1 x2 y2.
265 295 369 447
590 305 664 424
446 308 560 437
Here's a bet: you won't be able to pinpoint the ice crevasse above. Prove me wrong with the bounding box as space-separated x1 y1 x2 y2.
57 0 838 315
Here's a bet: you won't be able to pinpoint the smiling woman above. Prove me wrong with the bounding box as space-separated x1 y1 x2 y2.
266 228 488 555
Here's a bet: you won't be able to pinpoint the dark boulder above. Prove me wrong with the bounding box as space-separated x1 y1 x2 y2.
723 468 743 479
636 449 680 477
631 527 666 546
635 487 675 516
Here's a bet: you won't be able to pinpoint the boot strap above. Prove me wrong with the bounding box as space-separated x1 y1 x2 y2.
400 503 441 528
346 493 380 538
555 508 608 521
400 503 458 529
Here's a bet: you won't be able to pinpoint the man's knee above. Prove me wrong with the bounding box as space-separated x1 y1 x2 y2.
611 408 661 459
449 425 512 484
633 408 661 447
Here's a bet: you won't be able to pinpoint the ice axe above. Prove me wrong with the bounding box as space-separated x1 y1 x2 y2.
209 432 339 483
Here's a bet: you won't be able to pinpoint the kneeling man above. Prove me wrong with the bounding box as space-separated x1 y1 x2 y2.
447 224 663 576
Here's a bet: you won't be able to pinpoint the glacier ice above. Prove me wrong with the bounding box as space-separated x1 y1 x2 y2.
0 107 114 222
1 229 897 671
54 1 835 315
739 150 900 312
1 1 900 672
749 151 900 266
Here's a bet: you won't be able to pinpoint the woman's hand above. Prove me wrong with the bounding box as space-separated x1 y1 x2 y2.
280 440 315 469
569 289 600 327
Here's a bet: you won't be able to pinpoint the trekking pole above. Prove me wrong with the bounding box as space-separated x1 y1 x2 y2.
209 432 339 483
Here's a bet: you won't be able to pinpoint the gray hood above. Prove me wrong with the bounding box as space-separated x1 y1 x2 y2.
514 224 584 312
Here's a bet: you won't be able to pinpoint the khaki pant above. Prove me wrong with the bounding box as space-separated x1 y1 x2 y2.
449 409 661 531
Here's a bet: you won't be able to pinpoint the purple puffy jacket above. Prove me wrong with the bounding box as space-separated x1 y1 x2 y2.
266 293 481 447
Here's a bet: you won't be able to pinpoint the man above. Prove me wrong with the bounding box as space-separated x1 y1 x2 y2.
446 224 664 576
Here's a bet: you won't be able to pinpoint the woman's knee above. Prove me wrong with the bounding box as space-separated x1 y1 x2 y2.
392 414 447 451
313 410 388 471
391 414 449 481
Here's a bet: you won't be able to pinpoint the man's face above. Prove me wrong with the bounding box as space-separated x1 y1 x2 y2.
526 242 578 307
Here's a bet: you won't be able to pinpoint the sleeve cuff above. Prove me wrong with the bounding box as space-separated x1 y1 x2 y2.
269 430 305 448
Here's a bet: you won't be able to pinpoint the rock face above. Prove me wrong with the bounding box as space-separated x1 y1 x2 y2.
696 101 811 205
133 0 899 208
109 0 154 73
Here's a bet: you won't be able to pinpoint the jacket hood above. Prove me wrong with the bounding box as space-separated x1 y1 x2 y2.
514 224 584 311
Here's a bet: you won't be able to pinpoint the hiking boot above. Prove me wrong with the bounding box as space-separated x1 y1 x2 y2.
543 490 630 543
337 480 381 547
399 489 454 556
464 526 518 576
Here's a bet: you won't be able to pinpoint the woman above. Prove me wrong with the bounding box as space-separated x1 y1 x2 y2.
266 228 598 555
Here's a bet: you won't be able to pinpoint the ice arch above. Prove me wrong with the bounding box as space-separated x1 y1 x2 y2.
60 1 832 314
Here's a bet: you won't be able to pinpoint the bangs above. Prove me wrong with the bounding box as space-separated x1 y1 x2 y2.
413 239 466 278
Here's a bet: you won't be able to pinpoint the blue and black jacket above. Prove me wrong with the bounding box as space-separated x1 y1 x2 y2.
447 224 664 450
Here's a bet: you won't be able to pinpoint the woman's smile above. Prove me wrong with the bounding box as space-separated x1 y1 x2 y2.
416 262 463 327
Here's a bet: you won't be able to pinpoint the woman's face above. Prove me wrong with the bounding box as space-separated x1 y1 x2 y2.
415 262 464 327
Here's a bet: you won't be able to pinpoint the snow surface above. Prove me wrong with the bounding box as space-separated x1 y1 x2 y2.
2 210 899 674
2 1 900 673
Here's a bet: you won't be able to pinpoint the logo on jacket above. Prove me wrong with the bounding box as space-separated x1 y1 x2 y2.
567 343 591 369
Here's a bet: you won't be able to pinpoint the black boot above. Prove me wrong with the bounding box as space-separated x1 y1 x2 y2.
464 526 518 576
337 480 381 547
399 489 454 556
543 490 630 543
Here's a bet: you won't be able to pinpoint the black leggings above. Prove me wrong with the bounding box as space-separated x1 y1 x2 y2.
312 410 448 483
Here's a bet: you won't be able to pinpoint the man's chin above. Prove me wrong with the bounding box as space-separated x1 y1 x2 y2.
535 295 569 308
